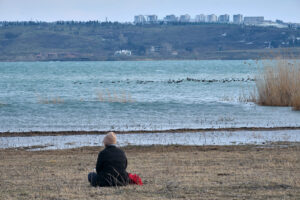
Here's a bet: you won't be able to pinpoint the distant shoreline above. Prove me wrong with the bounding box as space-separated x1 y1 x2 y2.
1 126 300 137
1 23 299 62
1 54 300 62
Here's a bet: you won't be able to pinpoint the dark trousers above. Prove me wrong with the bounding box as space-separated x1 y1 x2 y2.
88 172 98 187
88 172 129 187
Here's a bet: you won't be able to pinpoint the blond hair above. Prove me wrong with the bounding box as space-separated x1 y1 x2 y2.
103 132 117 146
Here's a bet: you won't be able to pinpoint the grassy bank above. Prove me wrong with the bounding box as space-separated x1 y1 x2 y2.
1 144 299 199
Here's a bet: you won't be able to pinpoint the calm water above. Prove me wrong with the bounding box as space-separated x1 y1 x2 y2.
1 60 300 132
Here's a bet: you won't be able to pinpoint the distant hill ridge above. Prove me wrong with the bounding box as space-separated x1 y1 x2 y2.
0 22 299 61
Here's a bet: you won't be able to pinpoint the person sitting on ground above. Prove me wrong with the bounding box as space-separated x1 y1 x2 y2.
88 132 129 187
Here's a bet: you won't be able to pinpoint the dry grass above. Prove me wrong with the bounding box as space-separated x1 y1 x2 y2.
251 59 300 110
0 144 300 199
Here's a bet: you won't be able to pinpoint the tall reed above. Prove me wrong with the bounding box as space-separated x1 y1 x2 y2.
252 59 300 110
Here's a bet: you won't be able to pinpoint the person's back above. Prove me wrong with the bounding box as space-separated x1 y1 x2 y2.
96 144 129 186
88 132 129 187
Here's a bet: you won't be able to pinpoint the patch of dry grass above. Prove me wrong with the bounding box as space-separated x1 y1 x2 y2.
251 59 300 110
0 144 300 199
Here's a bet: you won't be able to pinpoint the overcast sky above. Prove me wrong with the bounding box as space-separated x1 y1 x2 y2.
0 0 299 23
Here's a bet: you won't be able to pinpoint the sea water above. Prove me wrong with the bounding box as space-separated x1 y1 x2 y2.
1 60 300 132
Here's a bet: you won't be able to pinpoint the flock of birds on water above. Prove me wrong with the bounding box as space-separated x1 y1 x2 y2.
73 77 255 85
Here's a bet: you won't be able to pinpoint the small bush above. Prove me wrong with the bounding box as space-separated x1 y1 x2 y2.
252 59 300 110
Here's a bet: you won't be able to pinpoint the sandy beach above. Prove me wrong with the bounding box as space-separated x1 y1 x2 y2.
1 144 299 200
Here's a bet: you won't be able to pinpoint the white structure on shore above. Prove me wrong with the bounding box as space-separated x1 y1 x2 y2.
244 16 264 25
233 14 243 24
207 14 218 23
195 14 206 22
114 50 132 56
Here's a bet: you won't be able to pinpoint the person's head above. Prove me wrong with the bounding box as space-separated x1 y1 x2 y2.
103 132 117 147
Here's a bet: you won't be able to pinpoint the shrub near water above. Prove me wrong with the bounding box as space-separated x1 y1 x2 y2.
253 59 300 110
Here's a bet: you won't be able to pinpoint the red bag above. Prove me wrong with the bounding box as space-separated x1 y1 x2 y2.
128 173 143 185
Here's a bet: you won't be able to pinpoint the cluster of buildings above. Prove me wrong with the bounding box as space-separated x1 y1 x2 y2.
134 14 267 25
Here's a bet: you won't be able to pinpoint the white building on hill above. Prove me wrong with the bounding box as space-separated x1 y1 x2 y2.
218 14 230 23
134 15 146 24
233 14 243 24
164 15 178 22
147 15 158 23
179 14 191 22
244 16 264 25
195 14 206 22
207 14 218 23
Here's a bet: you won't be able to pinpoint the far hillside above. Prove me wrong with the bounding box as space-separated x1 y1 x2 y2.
0 22 300 61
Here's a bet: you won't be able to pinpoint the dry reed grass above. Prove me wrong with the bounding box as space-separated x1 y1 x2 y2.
251 59 300 110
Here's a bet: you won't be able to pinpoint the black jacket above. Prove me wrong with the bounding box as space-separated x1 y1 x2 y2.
96 145 129 186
